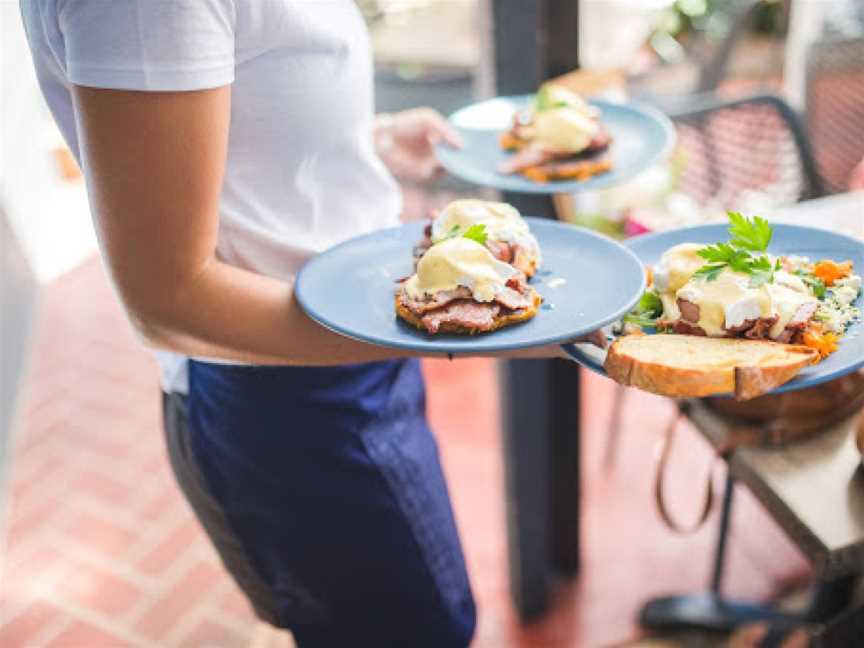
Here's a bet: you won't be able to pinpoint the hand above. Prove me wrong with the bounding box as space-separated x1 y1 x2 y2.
849 155 864 191
374 108 463 183
490 330 608 360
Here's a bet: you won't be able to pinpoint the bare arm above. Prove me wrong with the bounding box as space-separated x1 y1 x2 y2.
72 86 580 364
72 85 419 365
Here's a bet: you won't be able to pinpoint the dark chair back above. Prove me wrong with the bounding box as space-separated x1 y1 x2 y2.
666 93 825 211
805 37 864 194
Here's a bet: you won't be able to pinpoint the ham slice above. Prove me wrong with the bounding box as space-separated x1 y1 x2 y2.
497 146 558 175
494 286 533 311
743 316 779 339
677 298 700 323
420 300 500 334
497 124 613 175
486 239 514 264
773 302 819 343
668 320 707 336
400 286 474 314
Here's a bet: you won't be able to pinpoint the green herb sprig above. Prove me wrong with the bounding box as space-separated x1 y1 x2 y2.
433 224 488 247
535 85 569 112
692 212 780 288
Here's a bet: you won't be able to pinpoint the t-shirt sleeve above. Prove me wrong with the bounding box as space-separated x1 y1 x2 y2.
59 0 235 91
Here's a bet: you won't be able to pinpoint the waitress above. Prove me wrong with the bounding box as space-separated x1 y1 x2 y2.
21 2 568 646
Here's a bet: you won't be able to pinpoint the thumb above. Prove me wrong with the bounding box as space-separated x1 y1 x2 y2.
423 111 463 149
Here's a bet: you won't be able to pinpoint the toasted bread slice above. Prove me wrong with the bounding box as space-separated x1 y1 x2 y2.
604 335 819 400
395 289 541 335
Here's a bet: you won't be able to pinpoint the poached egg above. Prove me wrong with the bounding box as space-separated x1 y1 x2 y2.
431 200 542 264
654 243 819 338
530 85 599 153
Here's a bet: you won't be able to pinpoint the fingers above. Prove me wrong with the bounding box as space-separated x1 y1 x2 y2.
418 108 463 149
578 330 608 349
849 157 864 191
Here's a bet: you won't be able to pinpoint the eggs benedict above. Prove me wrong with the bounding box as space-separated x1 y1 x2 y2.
397 237 541 335
609 213 861 399
650 244 821 342
415 200 542 278
497 83 613 182
625 213 860 360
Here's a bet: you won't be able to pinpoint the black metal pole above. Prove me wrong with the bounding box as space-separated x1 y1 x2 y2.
488 0 582 621
710 473 735 594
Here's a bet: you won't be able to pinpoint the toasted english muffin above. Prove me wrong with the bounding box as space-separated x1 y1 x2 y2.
604 334 819 400
394 289 541 336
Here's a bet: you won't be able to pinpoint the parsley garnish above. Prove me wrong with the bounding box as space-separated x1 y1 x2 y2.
748 256 782 288
535 86 570 112
462 224 488 246
728 211 773 251
433 223 488 247
692 212 779 287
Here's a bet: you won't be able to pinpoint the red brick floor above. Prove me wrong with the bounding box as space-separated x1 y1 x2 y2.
1 258 810 648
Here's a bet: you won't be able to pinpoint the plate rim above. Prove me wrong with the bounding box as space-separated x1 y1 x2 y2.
435 94 677 195
295 217 648 353
562 222 864 394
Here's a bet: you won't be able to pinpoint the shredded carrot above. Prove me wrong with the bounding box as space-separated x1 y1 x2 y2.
813 259 852 286
522 167 550 183
499 132 526 151
520 158 612 183
801 324 839 359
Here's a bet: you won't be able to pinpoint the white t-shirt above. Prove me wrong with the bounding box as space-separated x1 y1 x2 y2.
21 0 402 394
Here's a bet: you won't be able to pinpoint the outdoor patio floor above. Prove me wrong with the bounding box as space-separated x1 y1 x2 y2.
1 257 810 648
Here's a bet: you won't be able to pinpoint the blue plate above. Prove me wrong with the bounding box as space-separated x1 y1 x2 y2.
435 95 675 194
296 218 646 353
563 224 864 394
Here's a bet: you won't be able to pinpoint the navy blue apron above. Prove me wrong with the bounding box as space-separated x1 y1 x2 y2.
178 358 476 648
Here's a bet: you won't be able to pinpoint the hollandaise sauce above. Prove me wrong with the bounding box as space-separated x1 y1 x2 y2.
653 243 708 322
404 238 515 302
677 271 772 336
433 200 529 243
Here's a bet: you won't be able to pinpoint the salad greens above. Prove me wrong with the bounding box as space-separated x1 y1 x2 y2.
623 289 663 328
794 269 826 299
